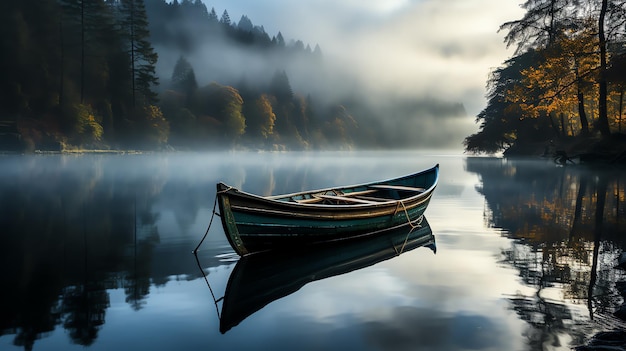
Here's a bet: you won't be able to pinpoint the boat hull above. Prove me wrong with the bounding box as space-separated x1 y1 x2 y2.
217 164 438 256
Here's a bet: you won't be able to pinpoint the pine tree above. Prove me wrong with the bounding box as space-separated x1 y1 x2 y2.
220 9 231 26
119 0 159 108
500 0 576 54
270 70 293 103
170 55 197 100
238 15 253 32
208 7 218 22
193 0 207 18
276 31 285 47
313 44 323 58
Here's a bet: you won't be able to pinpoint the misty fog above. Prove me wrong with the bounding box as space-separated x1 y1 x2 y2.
147 0 519 150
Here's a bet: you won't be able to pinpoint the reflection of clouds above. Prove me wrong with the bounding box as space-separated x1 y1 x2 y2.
268 268 415 322
385 245 533 312
363 306 509 351
236 240 527 348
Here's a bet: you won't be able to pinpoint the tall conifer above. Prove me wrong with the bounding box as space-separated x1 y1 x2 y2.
119 0 158 108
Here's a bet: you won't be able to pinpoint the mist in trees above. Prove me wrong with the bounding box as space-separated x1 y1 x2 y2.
465 0 626 156
1 0 469 152
145 0 470 150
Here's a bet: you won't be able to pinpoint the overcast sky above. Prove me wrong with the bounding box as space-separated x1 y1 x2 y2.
200 0 525 118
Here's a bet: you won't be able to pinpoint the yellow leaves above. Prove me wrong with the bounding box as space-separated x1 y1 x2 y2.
506 35 598 124
72 103 104 143
136 104 169 145
254 94 276 139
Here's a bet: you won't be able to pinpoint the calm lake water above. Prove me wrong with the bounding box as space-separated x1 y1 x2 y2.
1 151 625 351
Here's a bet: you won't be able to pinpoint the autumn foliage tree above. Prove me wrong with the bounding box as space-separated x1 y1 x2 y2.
244 94 276 143
466 0 626 154
193 83 245 140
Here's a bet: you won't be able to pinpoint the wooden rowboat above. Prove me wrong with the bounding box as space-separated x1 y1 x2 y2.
217 219 436 333
216 164 439 256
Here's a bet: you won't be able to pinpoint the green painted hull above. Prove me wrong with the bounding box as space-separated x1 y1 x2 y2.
217 164 439 256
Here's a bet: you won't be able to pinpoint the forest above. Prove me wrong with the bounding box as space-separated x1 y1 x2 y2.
464 0 626 160
0 0 466 152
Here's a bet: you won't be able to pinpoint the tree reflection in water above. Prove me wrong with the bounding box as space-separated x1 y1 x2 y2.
467 158 626 349
0 156 163 350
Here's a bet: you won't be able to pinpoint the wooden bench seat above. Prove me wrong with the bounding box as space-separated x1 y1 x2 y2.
294 197 324 204
316 194 379 204
354 195 394 202
292 189 378 204
369 185 426 192
340 189 378 197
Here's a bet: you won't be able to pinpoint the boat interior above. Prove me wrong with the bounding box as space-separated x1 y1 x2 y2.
273 185 426 205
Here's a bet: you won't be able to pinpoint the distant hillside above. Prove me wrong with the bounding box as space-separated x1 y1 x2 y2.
145 0 322 89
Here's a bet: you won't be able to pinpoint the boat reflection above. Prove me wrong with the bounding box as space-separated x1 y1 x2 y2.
197 218 436 334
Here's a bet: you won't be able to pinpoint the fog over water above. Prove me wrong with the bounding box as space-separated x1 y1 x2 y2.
2 152 624 350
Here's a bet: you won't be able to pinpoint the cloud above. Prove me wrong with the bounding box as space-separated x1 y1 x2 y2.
362 306 513 351
202 0 524 116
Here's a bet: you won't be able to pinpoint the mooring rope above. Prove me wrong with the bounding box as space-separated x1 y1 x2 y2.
193 250 222 319
193 186 233 254
394 227 415 255
391 200 424 255
193 195 220 254
399 200 423 229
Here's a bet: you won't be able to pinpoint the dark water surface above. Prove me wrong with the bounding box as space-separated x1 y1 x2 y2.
1 151 625 351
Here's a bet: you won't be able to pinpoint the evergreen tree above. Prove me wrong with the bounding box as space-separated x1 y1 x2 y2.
170 55 197 100
270 70 293 103
208 7 218 22
220 9 231 26
0 0 63 117
292 40 305 51
193 0 208 18
238 15 253 32
275 31 285 47
313 44 323 62
119 0 159 108
500 0 576 54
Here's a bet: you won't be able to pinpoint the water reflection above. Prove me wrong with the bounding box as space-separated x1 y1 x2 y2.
466 157 626 348
0 154 205 350
195 219 435 334
0 152 439 350
3 152 626 351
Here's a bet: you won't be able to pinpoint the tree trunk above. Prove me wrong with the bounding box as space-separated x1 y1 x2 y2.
588 175 607 320
575 66 589 135
130 0 136 108
59 15 65 109
80 0 85 103
617 87 624 133
569 176 588 241
548 112 562 137
597 0 611 136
